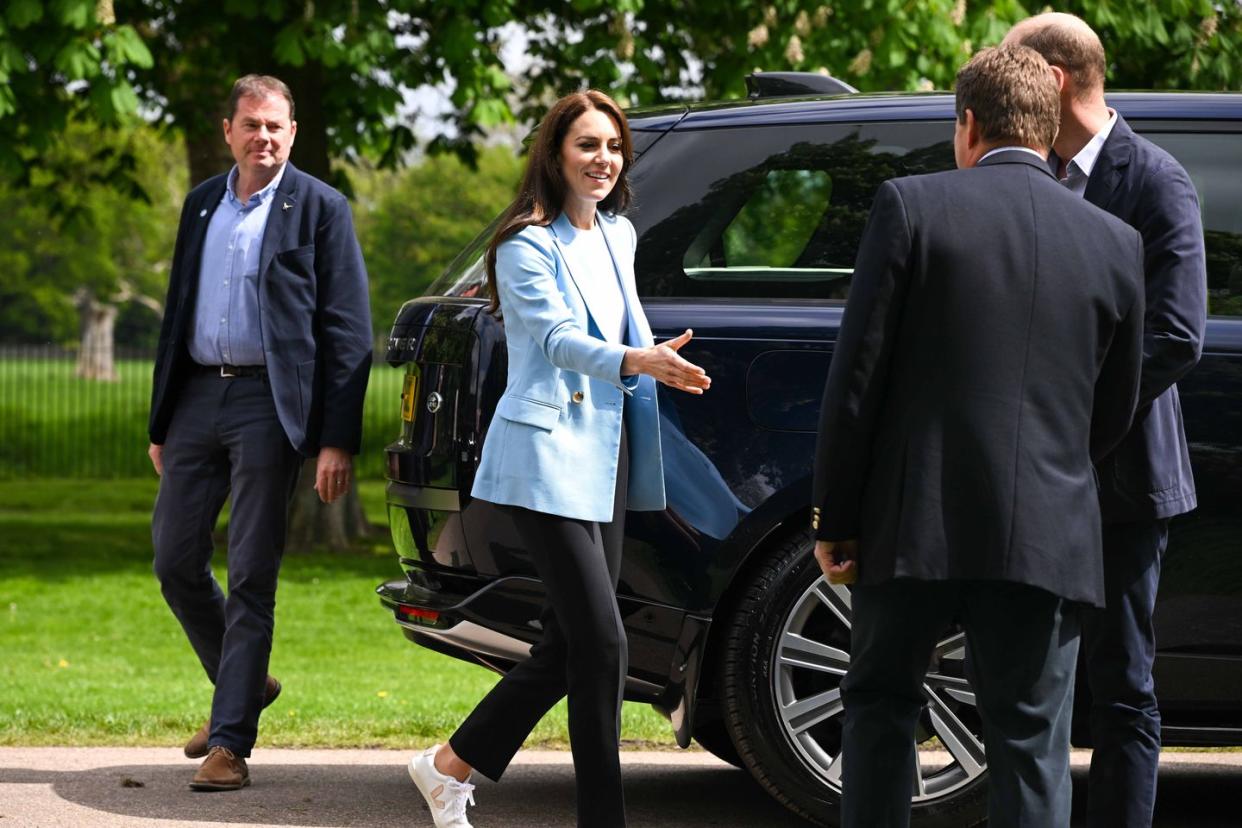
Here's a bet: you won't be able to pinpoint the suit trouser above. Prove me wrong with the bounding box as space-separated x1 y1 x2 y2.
1082 518 1168 828
152 372 301 757
842 578 1080 828
450 424 630 828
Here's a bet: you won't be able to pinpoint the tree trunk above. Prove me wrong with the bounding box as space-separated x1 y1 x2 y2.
74 293 119 381
274 61 370 551
284 61 333 185
185 127 233 188
286 457 372 553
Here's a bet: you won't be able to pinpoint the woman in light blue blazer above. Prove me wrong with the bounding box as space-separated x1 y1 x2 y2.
406 91 710 828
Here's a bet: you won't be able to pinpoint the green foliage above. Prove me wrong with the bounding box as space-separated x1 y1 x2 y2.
1061 0 1242 90
0 479 675 748
355 146 524 335
0 123 185 345
509 0 1240 108
0 1 151 178
6 2 1241 189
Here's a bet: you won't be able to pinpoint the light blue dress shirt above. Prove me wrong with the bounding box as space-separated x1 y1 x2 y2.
187 164 287 366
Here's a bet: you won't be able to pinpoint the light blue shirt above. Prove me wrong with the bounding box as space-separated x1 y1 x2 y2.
187 164 287 366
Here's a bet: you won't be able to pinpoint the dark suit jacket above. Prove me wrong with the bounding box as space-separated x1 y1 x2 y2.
1074 116 1207 522
812 151 1145 606
149 163 373 456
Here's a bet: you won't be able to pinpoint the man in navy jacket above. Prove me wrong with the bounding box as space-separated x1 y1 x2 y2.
812 46 1145 827
1006 15 1207 827
147 75 372 791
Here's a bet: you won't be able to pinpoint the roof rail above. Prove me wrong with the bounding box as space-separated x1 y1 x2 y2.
746 71 858 99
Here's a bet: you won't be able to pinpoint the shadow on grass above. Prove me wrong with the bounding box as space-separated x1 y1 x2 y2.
0 479 396 582
0 513 397 582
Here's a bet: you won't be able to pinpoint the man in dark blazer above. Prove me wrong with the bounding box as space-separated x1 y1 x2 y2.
1005 14 1207 827
147 75 372 791
812 46 1145 827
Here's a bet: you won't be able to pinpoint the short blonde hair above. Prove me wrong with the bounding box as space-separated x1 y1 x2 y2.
955 46 1060 151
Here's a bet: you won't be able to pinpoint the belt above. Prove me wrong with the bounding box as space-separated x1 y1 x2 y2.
195 363 268 378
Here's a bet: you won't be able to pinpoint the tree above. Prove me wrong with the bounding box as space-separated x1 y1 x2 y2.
118 0 524 188
0 123 183 374
0 0 153 188
355 145 524 336
505 0 1240 108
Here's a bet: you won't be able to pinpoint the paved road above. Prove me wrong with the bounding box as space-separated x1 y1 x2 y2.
1 747 1239 826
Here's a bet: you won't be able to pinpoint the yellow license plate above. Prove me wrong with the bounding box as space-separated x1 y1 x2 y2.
400 371 418 423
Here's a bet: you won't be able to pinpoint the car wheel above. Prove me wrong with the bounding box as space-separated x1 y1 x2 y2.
719 529 989 827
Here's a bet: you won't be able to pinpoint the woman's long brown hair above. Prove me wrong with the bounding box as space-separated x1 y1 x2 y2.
484 90 634 313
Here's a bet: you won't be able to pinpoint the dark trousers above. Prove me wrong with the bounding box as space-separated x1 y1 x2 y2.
1082 518 1168 828
451 425 630 828
152 372 301 757
842 578 1080 828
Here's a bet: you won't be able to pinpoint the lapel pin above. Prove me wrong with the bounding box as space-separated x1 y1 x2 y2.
282 201 292 211
199 209 207 217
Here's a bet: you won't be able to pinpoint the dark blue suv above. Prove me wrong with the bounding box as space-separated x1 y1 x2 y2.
378 78 1242 826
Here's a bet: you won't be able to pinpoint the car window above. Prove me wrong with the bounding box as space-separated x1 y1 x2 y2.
629 122 956 300
1141 130 1242 317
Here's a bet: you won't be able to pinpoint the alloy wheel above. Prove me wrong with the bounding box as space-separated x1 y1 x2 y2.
772 577 988 801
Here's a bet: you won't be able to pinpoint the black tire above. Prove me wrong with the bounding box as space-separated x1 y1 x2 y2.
719 529 989 827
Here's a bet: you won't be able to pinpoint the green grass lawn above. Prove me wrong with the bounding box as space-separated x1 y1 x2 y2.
0 479 676 749
0 355 406 479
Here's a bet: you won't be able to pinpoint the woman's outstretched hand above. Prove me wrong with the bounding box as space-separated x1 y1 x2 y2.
622 329 712 394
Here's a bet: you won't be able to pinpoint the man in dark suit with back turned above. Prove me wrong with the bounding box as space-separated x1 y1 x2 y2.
812 46 1145 827
1005 15 1208 826
147 74 372 791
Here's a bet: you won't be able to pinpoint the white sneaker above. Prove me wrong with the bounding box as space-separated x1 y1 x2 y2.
408 744 476 828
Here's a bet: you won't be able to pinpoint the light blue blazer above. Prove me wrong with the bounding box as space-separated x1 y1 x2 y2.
471 211 666 523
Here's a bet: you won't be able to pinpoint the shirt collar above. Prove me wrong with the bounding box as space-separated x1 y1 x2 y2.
1067 109 1118 179
224 163 288 206
978 145 1048 164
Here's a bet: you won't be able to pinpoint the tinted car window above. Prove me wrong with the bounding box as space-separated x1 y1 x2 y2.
1142 130 1242 317
630 122 955 300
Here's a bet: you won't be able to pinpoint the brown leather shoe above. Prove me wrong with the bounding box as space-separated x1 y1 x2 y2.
184 675 282 759
189 745 250 791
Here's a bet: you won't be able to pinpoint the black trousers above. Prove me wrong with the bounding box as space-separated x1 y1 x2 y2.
451 424 630 828
151 372 301 757
1082 518 1168 828
842 578 1080 828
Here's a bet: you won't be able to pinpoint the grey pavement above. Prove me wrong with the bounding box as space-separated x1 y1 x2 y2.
1 747 1240 827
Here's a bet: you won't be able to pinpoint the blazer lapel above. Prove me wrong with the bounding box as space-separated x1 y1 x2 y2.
1083 116 1134 210
549 212 607 335
178 176 229 305
257 163 300 281
599 216 652 348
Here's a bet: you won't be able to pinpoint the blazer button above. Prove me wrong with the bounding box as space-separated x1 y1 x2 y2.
571 391 584 404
